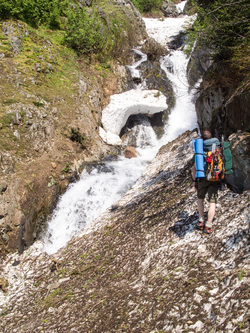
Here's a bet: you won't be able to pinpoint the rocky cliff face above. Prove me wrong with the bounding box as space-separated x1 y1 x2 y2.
0 130 249 332
187 41 250 141
0 0 166 255
195 71 250 139
187 40 250 194
229 132 250 193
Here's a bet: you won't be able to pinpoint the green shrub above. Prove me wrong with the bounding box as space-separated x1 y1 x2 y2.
0 0 106 56
131 0 162 12
64 7 105 55
186 0 249 69
0 0 69 29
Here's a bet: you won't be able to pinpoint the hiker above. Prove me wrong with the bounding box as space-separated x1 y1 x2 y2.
191 130 221 234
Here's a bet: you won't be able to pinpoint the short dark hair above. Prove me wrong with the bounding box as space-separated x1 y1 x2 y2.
202 130 212 140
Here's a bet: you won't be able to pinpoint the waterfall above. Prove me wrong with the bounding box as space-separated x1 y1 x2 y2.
127 49 147 88
42 2 198 254
159 51 198 143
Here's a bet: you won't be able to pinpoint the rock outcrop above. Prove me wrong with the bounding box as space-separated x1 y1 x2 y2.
195 72 250 139
228 131 250 193
0 130 249 332
187 44 213 88
185 3 250 143
161 0 179 17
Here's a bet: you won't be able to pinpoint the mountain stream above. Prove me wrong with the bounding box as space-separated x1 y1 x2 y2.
42 2 198 254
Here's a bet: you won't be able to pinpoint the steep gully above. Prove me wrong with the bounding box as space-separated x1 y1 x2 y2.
0 4 249 330
41 4 198 255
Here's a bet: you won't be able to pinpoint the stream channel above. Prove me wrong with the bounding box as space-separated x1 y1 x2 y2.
42 1 198 255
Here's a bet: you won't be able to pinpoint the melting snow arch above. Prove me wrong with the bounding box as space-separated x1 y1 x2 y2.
99 89 167 145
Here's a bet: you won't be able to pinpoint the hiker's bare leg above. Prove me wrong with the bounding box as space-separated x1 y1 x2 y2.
197 199 204 220
207 202 216 228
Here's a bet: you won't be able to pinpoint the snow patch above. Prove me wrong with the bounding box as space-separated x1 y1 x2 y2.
143 16 193 47
100 89 167 145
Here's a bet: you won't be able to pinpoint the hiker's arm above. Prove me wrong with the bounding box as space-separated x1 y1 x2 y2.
191 164 198 190
191 164 196 181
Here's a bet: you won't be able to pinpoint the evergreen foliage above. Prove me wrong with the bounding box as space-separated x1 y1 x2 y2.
131 0 162 13
0 0 69 29
187 0 250 71
64 8 105 55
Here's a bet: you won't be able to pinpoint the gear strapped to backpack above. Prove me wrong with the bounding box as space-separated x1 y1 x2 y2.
204 139 225 182
206 147 225 181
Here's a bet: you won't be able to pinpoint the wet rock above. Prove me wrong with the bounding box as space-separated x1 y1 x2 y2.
187 44 213 87
141 37 167 61
229 131 250 192
138 60 173 105
194 60 250 140
167 31 186 50
124 146 137 158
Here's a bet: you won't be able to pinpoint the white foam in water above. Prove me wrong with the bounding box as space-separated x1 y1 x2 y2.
160 51 198 143
43 150 156 254
42 8 198 254
176 0 187 13
127 49 147 83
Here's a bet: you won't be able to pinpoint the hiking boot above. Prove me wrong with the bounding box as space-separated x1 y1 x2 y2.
196 220 205 230
203 226 213 234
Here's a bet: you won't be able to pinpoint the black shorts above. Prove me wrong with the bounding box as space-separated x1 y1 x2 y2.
197 179 219 203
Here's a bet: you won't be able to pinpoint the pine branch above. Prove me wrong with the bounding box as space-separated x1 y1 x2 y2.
207 0 248 16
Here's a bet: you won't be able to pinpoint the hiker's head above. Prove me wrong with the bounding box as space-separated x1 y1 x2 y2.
202 130 212 140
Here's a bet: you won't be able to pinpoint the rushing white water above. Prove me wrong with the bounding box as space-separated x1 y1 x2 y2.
42 152 154 254
42 2 198 254
160 51 198 143
127 49 147 86
176 0 187 13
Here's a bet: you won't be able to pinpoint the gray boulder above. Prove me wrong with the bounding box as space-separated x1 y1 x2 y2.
161 0 179 17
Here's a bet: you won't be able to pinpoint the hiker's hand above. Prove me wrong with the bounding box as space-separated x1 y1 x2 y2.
193 180 198 191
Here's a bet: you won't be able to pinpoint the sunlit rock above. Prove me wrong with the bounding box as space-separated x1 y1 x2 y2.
124 146 137 159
